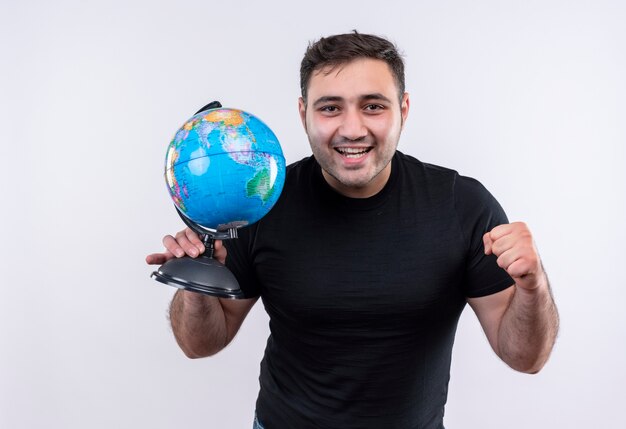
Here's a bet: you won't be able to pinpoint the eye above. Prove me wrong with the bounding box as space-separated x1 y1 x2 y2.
318 105 341 116
319 105 340 113
363 104 385 112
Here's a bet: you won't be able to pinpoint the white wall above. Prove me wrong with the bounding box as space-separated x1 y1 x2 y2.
1 0 624 427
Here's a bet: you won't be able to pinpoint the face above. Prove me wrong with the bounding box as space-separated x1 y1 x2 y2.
299 58 409 198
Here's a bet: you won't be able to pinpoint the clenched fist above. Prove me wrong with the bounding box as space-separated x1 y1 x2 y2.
483 222 547 291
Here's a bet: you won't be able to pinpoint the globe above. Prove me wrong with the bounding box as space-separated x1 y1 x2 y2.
164 107 286 231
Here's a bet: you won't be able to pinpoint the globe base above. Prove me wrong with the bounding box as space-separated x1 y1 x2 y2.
151 255 244 299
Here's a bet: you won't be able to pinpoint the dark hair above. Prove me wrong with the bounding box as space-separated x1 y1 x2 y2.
300 31 405 103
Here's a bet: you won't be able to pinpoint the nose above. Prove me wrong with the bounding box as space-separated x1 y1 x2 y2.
338 108 367 141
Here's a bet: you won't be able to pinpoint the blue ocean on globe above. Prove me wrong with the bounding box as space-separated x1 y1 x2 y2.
164 108 286 231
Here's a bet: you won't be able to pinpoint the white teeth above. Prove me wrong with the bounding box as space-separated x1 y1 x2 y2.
336 147 370 158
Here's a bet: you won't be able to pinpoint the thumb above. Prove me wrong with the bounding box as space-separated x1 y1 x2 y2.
213 239 227 265
483 232 493 255
145 251 174 265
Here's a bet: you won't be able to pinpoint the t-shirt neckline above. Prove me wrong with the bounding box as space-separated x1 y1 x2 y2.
313 152 399 212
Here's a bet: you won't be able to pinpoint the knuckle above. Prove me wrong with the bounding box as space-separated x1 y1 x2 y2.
496 255 507 269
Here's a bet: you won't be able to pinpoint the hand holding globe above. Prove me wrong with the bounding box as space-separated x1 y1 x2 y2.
150 101 286 298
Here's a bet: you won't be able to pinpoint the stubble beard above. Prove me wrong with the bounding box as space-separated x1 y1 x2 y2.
311 137 397 193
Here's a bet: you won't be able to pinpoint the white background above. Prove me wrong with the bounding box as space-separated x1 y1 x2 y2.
1 0 625 427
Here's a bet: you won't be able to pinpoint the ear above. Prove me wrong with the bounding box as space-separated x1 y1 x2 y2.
400 92 410 129
298 97 307 131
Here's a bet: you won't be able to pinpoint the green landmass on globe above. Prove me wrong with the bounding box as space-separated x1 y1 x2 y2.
246 167 277 203
164 108 286 231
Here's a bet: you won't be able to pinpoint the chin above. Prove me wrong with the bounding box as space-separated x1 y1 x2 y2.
337 176 376 191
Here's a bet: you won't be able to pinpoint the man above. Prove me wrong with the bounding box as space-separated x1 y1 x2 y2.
146 32 559 428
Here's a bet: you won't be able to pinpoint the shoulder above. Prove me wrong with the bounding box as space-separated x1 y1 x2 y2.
396 152 491 193
394 152 504 217
266 155 317 210
395 151 459 182
453 174 501 209
394 151 460 197
286 155 315 170
284 155 316 181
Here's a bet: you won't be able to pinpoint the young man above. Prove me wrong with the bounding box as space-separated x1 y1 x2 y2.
146 32 559 429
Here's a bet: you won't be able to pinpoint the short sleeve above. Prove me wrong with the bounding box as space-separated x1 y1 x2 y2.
224 224 262 298
454 175 514 298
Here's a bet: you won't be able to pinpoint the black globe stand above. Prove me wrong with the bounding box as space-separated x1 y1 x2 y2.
151 207 245 299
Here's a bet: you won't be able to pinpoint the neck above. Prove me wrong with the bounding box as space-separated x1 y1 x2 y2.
321 163 392 199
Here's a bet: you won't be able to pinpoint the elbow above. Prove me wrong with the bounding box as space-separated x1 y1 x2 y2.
178 342 224 359
176 334 229 359
505 353 550 374
512 361 545 375
176 339 202 359
180 343 220 359
181 347 207 359
498 337 557 375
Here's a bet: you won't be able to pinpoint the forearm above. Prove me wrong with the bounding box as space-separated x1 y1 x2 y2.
497 278 559 373
169 290 228 358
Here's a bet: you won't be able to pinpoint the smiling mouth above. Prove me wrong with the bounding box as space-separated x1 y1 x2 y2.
334 147 373 158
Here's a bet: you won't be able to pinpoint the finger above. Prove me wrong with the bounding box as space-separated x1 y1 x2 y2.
487 223 514 242
506 257 536 279
506 258 545 291
496 245 539 277
185 228 205 254
495 246 525 273
213 240 227 264
145 250 174 265
163 234 194 258
483 232 493 255
490 233 518 258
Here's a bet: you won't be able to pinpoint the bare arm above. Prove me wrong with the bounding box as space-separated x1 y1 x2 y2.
147 228 258 358
469 277 559 373
169 291 257 358
469 222 559 373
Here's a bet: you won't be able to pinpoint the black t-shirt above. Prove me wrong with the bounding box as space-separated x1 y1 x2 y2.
225 151 513 429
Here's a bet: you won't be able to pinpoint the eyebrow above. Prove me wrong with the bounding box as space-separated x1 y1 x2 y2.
312 93 393 108
312 96 343 107
360 93 393 103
